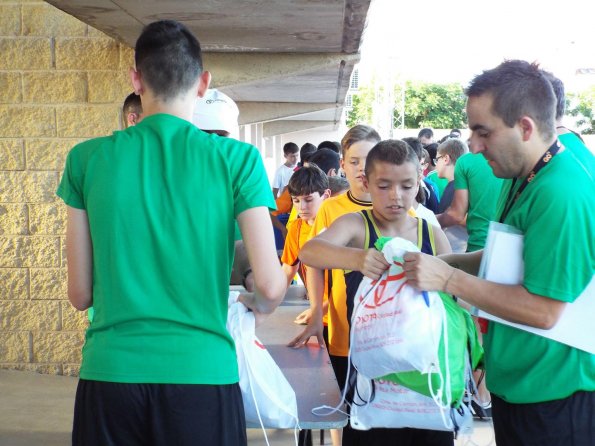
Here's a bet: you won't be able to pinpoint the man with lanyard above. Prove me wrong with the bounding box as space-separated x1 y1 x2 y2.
403 60 595 445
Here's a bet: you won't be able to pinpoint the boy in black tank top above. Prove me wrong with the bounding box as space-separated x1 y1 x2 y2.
300 140 453 446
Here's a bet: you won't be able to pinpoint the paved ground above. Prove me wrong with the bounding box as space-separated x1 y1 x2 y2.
0 369 495 445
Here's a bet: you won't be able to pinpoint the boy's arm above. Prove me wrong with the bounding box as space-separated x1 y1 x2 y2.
237 206 286 316
437 188 468 227
287 266 326 348
270 213 288 238
66 206 93 310
282 263 299 289
432 226 453 255
299 213 389 280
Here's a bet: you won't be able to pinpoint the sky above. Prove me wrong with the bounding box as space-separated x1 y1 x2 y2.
358 0 595 93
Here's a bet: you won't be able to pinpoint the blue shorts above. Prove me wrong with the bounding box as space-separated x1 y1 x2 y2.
73 380 247 446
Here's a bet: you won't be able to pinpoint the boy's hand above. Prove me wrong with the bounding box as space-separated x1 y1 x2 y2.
359 248 390 281
293 308 312 325
287 318 325 348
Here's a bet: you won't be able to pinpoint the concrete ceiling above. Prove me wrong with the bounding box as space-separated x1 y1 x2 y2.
45 0 372 136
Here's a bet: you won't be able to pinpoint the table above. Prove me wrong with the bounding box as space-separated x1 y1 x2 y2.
252 300 348 430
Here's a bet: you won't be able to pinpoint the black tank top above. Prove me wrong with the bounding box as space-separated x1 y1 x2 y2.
344 210 437 324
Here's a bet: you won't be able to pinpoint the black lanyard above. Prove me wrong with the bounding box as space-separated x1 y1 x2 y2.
499 140 561 223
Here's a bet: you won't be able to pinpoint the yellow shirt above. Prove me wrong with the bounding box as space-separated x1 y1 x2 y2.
310 191 372 356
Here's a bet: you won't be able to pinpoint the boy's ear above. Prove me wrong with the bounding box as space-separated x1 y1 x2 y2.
322 188 331 199
327 168 337 177
196 71 212 98
362 174 369 192
129 67 143 95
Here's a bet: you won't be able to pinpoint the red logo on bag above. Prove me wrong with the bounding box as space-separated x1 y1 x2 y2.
254 340 266 350
361 261 406 309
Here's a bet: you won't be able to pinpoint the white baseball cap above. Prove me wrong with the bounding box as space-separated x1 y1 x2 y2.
192 89 239 138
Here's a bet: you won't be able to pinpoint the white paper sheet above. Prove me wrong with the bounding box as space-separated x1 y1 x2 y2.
473 222 595 354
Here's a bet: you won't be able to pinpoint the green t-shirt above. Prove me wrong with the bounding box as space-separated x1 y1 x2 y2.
426 170 449 199
57 113 275 384
484 149 595 403
558 132 595 175
453 153 503 252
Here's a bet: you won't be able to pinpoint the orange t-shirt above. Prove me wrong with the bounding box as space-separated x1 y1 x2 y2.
309 191 372 357
271 188 292 216
281 218 329 325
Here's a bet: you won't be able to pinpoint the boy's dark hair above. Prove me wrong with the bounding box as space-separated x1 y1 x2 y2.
437 138 468 164
283 142 299 155
364 139 420 178
123 92 142 116
341 125 381 158
465 60 556 141
425 143 439 166
317 140 341 154
328 175 349 196
300 143 317 164
540 70 566 121
287 164 329 197
418 128 434 140
401 137 423 161
135 20 203 101
122 92 142 127
309 148 340 175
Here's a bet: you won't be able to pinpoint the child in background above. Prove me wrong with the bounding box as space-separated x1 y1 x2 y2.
288 124 381 446
280 165 331 325
299 139 452 445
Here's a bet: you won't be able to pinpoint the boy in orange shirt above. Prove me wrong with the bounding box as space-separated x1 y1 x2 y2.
281 164 331 314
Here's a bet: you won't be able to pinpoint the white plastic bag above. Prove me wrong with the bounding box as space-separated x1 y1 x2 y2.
351 238 444 378
350 373 472 434
226 292 299 430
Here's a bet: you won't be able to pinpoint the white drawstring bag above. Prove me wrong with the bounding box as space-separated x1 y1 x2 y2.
227 293 299 432
350 373 473 434
351 238 443 378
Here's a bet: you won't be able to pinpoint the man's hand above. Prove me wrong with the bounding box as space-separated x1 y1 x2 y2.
238 293 270 327
287 317 325 348
359 248 390 281
403 251 454 292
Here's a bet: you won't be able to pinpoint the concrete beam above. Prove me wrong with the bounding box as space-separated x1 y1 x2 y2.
204 52 359 88
237 102 337 125
263 120 334 138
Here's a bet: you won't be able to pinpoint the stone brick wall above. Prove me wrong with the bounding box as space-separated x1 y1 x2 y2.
0 0 133 375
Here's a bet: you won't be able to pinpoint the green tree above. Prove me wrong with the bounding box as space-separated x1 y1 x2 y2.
401 82 467 129
345 85 375 128
567 87 595 134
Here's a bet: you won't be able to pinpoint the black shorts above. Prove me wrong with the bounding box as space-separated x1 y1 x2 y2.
73 379 247 446
492 391 595 446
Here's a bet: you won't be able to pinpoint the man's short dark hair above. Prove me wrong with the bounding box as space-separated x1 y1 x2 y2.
300 143 317 163
465 60 556 141
364 139 420 178
540 70 566 121
287 164 329 197
135 20 203 101
418 128 434 140
401 137 424 161
317 140 341 154
283 142 299 155
341 125 381 158
309 148 340 175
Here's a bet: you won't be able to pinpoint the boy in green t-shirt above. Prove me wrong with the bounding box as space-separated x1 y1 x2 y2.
404 60 595 445
58 20 285 446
